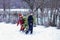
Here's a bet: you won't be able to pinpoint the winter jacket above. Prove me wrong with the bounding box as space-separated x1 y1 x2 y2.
28 15 33 29
23 16 28 30
17 17 24 26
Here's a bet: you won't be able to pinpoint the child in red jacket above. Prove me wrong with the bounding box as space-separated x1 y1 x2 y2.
17 13 24 31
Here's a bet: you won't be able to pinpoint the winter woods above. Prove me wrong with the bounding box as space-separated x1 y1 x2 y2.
0 0 60 29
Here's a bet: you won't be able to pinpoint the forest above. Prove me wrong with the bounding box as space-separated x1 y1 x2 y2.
0 0 60 28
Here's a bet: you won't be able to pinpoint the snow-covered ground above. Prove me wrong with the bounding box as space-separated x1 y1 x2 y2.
0 22 60 40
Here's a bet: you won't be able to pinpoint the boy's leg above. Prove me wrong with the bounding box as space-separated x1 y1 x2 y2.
25 28 30 34
20 25 22 31
30 29 33 34
20 25 23 30
21 25 25 31
25 30 29 34
30 25 33 34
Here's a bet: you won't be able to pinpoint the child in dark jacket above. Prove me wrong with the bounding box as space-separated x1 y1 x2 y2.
25 14 33 34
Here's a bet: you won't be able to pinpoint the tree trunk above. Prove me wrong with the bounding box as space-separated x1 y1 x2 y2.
53 14 56 26
58 15 60 29
49 9 53 26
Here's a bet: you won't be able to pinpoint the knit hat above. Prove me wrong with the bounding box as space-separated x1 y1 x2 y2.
18 13 22 16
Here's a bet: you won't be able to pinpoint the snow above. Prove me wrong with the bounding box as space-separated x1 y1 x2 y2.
0 22 60 40
0 9 3 11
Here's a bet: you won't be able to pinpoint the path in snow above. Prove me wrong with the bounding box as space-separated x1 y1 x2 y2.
0 22 60 40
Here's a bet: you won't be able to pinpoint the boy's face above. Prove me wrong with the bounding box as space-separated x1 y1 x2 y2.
19 15 23 18
30 13 33 15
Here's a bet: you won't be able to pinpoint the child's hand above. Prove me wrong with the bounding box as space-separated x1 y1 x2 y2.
30 23 32 25
17 24 19 26
17 21 19 26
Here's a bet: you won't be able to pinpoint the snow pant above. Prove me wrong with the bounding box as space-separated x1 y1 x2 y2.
20 25 24 31
25 25 33 34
